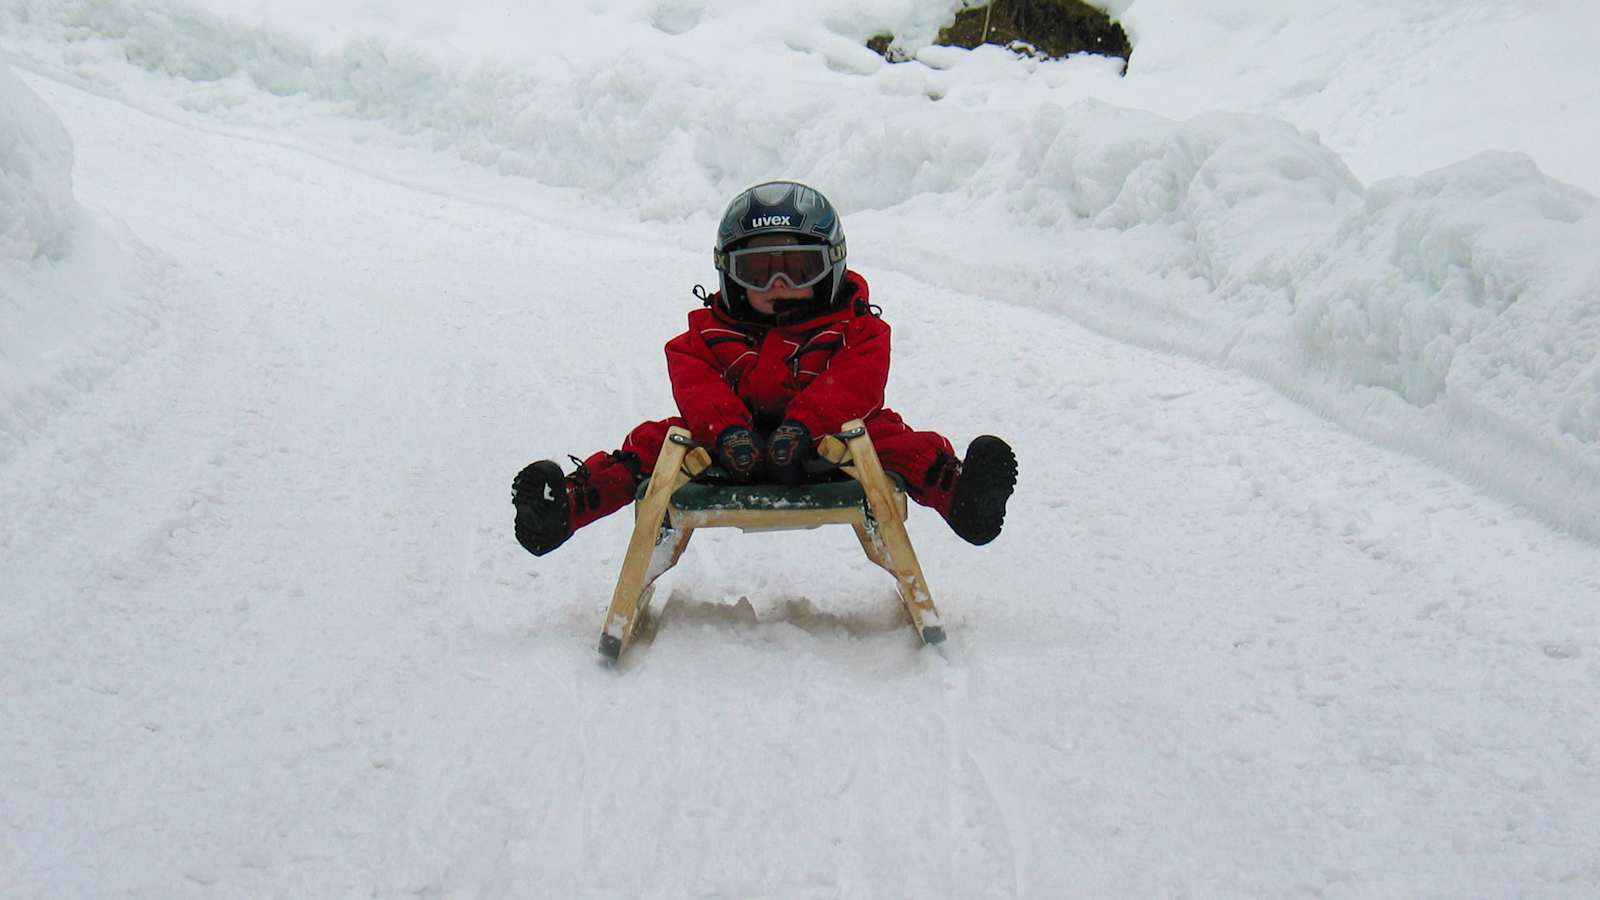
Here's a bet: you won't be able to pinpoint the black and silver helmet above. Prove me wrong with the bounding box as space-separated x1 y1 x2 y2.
713 181 848 322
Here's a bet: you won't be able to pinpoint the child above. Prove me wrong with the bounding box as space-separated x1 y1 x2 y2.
512 180 1017 556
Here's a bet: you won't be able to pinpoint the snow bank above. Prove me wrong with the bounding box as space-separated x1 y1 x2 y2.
0 0 1123 218
1295 153 1600 442
1289 155 1600 529
0 58 74 260
852 101 1600 535
20 0 1591 194
0 60 161 462
1007 106 1600 471
1115 0 1600 195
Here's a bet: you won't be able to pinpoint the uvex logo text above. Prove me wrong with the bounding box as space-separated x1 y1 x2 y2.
749 215 792 228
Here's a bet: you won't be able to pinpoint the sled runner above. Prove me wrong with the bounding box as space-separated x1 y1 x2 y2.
598 419 945 661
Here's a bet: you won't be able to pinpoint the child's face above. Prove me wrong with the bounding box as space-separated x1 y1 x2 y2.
742 234 815 316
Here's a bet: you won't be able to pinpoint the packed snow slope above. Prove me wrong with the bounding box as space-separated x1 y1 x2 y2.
3 1 1600 897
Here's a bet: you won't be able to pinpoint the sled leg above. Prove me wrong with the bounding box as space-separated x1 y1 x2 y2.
839 421 945 646
598 428 707 661
852 521 892 572
623 523 695 649
667 525 695 569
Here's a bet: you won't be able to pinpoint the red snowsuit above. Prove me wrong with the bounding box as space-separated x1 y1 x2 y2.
568 271 959 531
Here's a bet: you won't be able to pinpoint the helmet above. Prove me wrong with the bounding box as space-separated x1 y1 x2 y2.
713 181 848 323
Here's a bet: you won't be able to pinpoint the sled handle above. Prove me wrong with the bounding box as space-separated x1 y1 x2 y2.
817 426 865 466
667 432 713 477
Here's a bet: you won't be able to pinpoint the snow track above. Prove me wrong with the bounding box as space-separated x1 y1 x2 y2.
3 70 1599 898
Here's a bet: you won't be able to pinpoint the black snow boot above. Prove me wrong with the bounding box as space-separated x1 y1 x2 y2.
945 436 1018 546
512 460 572 556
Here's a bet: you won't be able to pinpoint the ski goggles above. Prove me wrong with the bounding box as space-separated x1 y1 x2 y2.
722 244 839 292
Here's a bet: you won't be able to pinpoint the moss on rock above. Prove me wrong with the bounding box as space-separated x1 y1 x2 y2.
874 0 1130 66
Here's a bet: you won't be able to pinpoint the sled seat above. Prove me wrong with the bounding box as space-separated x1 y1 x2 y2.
599 421 939 661
636 472 907 531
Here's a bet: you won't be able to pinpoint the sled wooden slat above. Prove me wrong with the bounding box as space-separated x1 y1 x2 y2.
673 506 866 531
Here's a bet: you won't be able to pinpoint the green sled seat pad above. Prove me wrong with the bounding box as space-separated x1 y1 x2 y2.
636 472 903 512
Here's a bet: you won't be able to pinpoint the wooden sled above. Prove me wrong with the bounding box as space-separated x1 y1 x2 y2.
597 418 945 661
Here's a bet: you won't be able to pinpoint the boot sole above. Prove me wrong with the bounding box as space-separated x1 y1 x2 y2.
512 460 572 556
947 436 1018 546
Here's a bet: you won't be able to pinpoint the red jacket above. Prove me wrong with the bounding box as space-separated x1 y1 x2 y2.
667 270 887 445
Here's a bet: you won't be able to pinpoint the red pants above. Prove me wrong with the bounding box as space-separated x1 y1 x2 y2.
570 409 958 534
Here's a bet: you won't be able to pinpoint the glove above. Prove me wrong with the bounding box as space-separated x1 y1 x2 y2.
764 420 812 485
714 426 764 482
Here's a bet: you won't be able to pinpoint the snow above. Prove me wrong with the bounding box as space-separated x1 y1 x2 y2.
0 59 74 261
2 0 1599 896
7 0 1597 531
0 58 162 459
